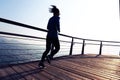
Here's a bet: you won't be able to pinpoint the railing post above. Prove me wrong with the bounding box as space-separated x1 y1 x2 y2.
69 37 74 55
81 39 85 55
99 41 102 55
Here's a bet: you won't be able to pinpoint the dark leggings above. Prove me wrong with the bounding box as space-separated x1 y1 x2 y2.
41 37 60 62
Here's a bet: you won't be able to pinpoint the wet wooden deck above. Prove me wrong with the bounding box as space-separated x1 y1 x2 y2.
0 54 120 80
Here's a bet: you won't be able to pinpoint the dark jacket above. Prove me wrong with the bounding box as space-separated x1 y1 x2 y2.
47 16 60 38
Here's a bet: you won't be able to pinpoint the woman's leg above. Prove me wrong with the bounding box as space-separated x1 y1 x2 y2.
39 38 51 68
41 38 51 62
50 38 60 57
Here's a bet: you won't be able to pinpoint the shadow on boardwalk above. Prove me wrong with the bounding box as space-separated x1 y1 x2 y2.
0 68 43 80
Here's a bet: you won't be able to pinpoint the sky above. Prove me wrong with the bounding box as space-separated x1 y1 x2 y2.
0 0 120 41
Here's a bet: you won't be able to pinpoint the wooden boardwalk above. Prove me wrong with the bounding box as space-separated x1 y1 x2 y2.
0 54 120 80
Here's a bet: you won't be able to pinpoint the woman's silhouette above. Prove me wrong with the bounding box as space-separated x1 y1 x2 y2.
38 5 60 68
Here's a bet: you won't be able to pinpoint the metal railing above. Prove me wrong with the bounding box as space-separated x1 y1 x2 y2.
0 17 120 65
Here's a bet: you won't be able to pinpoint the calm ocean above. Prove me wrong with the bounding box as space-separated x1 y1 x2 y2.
0 36 119 65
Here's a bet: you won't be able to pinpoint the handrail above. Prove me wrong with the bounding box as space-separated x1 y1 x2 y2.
1 17 120 56
0 18 47 32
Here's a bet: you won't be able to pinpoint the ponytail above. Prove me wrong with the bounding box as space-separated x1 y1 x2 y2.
49 5 59 14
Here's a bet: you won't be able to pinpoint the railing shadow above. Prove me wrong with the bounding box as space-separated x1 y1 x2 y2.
53 54 120 60
0 67 43 80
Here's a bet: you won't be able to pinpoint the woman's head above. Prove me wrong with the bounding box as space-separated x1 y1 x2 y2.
49 5 60 16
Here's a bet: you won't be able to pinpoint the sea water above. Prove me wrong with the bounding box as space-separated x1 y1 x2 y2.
0 35 120 65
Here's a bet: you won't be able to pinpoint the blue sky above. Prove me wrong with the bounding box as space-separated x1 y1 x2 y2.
0 0 120 41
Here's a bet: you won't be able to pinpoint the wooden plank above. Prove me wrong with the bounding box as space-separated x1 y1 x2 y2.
45 63 91 80
51 60 107 80
25 63 52 80
32 62 90 80
12 63 48 80
30 62 62 80
0 67 9 78
66 56 120 79
58 56 120 79
0 65 25 80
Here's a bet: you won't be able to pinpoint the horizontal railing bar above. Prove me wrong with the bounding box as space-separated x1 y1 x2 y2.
103 44 120 47
1 42 120 47
0 18 47 32
0 42 117 47
0 31 45 40
0 31 73 43
83 43 120 47
1 31 120 47
84 38 120 43
1 31 120 48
